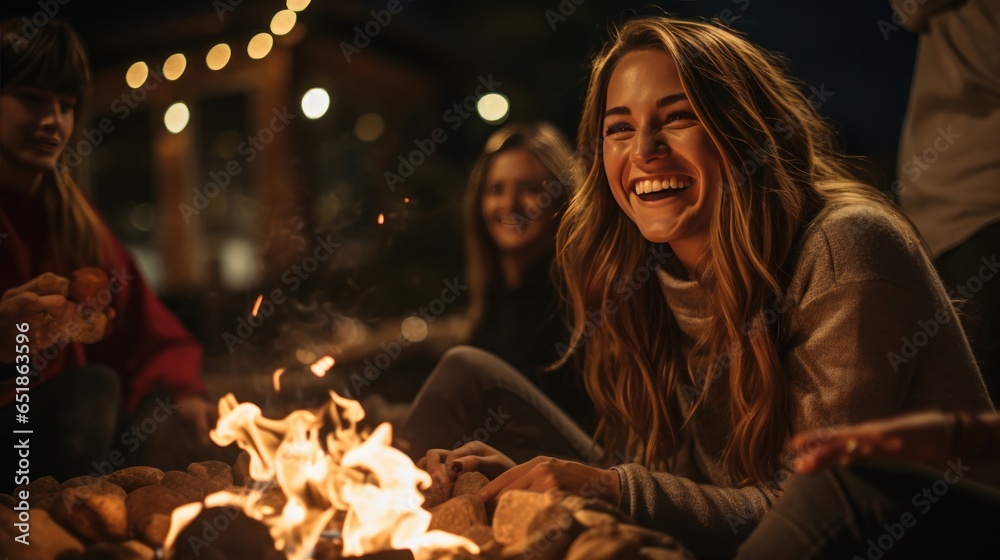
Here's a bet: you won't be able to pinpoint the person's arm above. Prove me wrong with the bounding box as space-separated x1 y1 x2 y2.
790 410 1000 473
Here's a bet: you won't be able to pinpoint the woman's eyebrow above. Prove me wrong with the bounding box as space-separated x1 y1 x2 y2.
604 93 688 119
656 92 687 107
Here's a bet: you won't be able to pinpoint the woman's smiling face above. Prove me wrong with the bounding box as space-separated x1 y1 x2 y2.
602 49 723 260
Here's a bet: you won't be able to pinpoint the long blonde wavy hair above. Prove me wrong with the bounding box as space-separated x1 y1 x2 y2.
557 16 917 484
1 18 105 270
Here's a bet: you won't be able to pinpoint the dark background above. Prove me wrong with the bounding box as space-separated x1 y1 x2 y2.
1 0 919 408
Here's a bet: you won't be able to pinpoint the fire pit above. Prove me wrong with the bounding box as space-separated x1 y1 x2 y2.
4 363 692 560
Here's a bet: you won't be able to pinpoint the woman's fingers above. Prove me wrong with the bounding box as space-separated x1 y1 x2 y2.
477 457 546 503
3 273 70 300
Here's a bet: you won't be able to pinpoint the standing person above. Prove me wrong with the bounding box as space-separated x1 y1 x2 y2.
0 19 216 488
400 123 595 461
892 0 1000 402
418 17 994 558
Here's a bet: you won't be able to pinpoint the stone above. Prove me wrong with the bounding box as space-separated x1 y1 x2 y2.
50 480 129 542
491 490 558 545
76 542 147 559
122 539 157 560
422 460 453 509
16 475 59 496
125 484 188 547
461 523 502 558
107 466 164 493
187 460 233 492
428 494 487 535
564 525 643 560
571 509 621 528
172 507 284 560
452 471 490 498
639 545 695 559
161 470 215 503
0 507 84 559
61 475 104 489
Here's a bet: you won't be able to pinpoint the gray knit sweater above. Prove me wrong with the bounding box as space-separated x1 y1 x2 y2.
611 203 995 558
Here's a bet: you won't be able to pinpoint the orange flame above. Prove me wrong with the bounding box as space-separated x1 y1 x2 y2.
168 392 476 559
252 294 264 317
272 368 285 392
377 213 385 225
309 356 334 378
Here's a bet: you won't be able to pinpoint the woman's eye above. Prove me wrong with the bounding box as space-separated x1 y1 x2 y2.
604 122 632 137
484 184 502 194
666 111 697 123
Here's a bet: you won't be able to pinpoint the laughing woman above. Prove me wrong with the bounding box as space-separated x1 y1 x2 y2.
429 16 995 558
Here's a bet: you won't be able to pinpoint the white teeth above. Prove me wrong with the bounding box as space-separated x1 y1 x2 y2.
633 177 693 194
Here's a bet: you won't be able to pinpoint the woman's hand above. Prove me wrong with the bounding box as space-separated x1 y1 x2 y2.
177 395 219 447
477 456 620 507
417 441 517 480
0 273 73 361
790 411 957 473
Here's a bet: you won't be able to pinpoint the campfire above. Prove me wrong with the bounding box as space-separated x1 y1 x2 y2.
163 387 477 560
5 357 693 560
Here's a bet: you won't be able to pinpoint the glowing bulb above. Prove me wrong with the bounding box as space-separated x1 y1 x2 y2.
477 93 510 124
125 62 148 89
354 113 384 141
206 43 231 70
270 10 297 35
287 0 310 11
247 33 274 60
401 316 428 343
163 53 187 81
164 102 190 133
301 88 330 119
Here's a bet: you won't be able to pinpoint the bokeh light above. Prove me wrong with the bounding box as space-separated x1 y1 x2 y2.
287 0 311 11
206 43 231 71
477 93 510 124
125 62 148 89
354 113 385 141
270 10 297 35
130 203 156 232
401 317 428 343
301 88 330 119
164 102 190 133
247 33 274 60
163 53 187 81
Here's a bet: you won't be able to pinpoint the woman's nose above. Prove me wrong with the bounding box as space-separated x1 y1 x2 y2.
38 98 65 128
631 125 670 165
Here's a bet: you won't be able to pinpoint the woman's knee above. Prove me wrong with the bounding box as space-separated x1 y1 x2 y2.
428 345 514 388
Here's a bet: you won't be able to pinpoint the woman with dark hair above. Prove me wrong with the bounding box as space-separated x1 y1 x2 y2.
419 16 995 558
0 19 215 486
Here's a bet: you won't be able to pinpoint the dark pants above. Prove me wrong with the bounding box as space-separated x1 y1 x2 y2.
2 366 227 493
399 346 599 464
2 365 119 493
935 219 1000 404
737 462 1000 559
